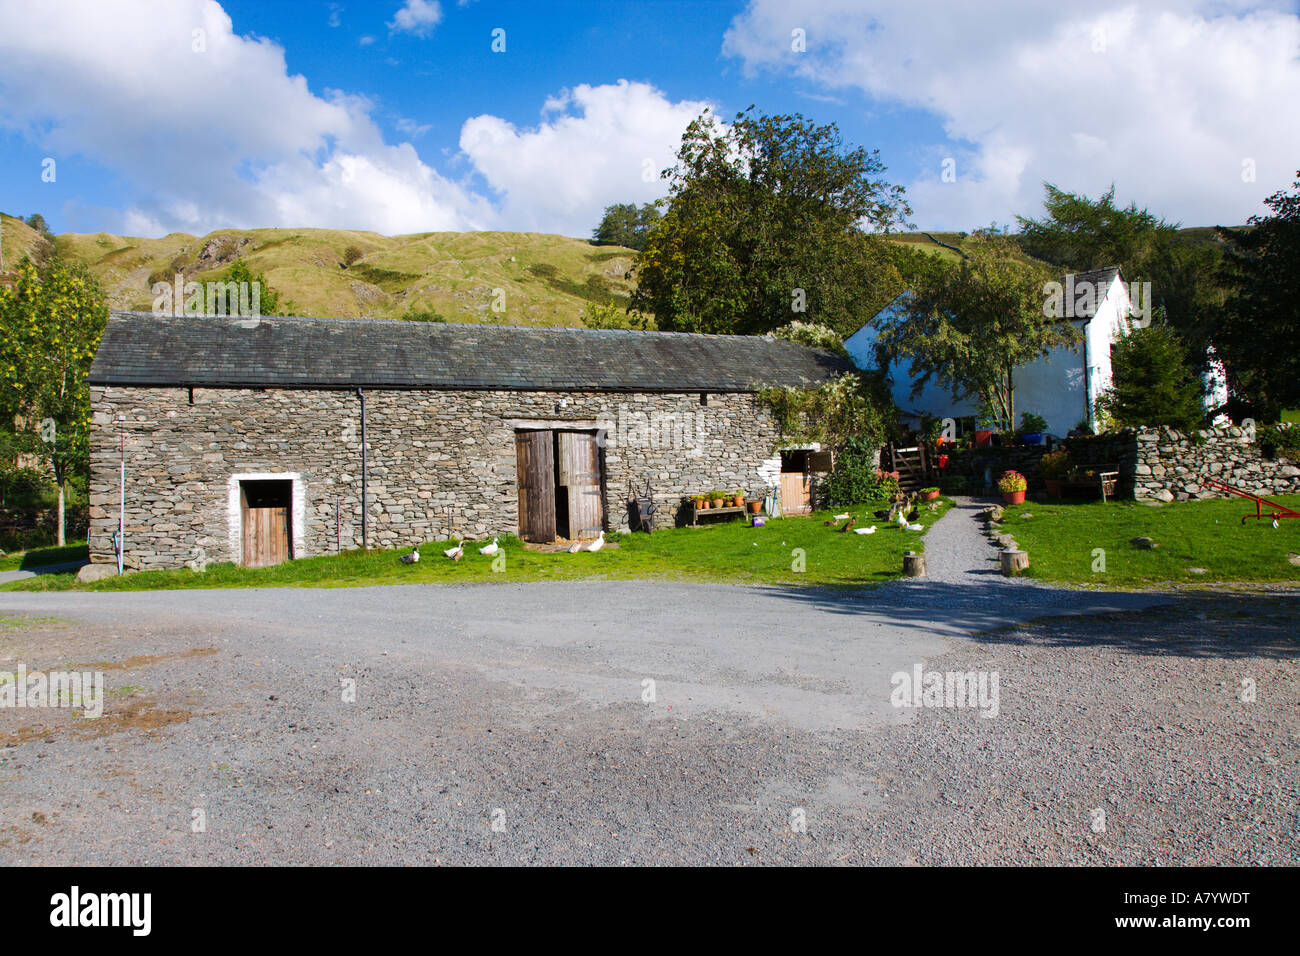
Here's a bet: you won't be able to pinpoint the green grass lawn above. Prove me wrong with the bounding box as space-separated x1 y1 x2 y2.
0 544 89 573
0 500 948 593
1003 495 1300 588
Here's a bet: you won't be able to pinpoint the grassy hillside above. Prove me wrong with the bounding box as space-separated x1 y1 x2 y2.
4 216 637 327
0 212 46 272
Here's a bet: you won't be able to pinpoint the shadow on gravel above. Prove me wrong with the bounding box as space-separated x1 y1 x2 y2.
754 583 1300 660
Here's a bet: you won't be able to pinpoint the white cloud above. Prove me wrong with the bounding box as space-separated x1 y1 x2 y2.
460 80 711 236
0 4 713 239
0 0 489 236
387 0 442 38
724 0 1300 229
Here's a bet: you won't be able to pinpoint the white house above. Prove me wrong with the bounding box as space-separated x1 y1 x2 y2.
845 267 1137 437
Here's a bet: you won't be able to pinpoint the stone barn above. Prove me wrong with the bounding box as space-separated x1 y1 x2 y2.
87 312 850 571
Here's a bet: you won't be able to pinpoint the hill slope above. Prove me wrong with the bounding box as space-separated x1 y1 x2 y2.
2 216 637 327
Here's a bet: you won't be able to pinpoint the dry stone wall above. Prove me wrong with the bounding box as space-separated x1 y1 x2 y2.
1132 425 1300 501
88 386 783 570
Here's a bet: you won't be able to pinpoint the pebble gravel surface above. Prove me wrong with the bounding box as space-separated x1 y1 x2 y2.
0 499 1295 865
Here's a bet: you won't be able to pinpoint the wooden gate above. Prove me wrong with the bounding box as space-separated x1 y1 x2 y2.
884 442 930 493
240 480 291 567
515 430 557 542
556 431 604 538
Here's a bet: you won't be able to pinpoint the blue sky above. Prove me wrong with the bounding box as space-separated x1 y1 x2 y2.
1 0 1296 239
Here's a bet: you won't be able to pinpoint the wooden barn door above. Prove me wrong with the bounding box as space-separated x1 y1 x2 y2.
780 473 812 515
515 430 556 542
240 480 292 567
556 431 604 539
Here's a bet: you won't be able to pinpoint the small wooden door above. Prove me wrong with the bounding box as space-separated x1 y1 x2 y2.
240 480 291 567
515 430 557 542
780 472 811 515
556 431 604 538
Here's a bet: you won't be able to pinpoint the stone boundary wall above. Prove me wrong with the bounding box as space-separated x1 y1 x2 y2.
89 386 783 571
934 426 1299 502
1132 425 1300 501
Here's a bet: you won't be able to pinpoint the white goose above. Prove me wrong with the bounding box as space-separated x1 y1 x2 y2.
853 525 877 535
444 540 464 561
479 537 500 557
585 531 606 552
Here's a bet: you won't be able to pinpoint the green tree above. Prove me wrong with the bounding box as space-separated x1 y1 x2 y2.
631 108 910 337
0 256 108 544
873 234 1075 432
592 203 661 251
1215 173 1300 420
223 258 293 316
1098 322 1204 431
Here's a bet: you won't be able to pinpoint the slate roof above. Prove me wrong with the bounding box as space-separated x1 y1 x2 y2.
89 312 853 393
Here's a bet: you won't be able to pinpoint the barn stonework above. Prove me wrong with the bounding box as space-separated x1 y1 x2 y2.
87 312 849 571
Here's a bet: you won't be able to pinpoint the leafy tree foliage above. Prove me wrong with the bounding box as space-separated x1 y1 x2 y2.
592 203 661 251
873 234 1074 432
223 258 293 316
1098 322 1204 431
631 108 911 337
1214 173 1300 420
0 256 108 544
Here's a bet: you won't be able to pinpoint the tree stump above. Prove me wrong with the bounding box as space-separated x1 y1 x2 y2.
1000 549 1029 576
903 551 926 577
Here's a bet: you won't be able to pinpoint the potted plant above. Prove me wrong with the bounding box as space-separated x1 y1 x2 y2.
919 486 941 501
709 489 726 508
998 469 1027 505
692 494 708 510
1019 412 1048 446
731 489 745 507
1038 449 1069 498
746 496 763 514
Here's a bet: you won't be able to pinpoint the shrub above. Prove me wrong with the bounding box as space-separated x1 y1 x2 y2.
827 438 899 505
1259 421 1300 459
402 306 445 323
341 245 364 267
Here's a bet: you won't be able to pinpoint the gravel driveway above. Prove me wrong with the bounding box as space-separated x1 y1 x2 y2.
1 501 1295 865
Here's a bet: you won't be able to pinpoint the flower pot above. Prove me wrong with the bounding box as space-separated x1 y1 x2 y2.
1044 479 1061 499
975 429 994 448
923 489 940 501
1002 490 1026 505
937 454 949 469
731 495 744 507
697 499 709 510
746 499 762 513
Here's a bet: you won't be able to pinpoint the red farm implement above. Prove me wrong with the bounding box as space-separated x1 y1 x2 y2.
1203 478 1300 525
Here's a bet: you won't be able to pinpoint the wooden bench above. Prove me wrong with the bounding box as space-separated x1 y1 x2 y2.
689 504 762 527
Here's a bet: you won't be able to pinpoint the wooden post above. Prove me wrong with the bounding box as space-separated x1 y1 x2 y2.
1000 549 1029 576
903 551 926 577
